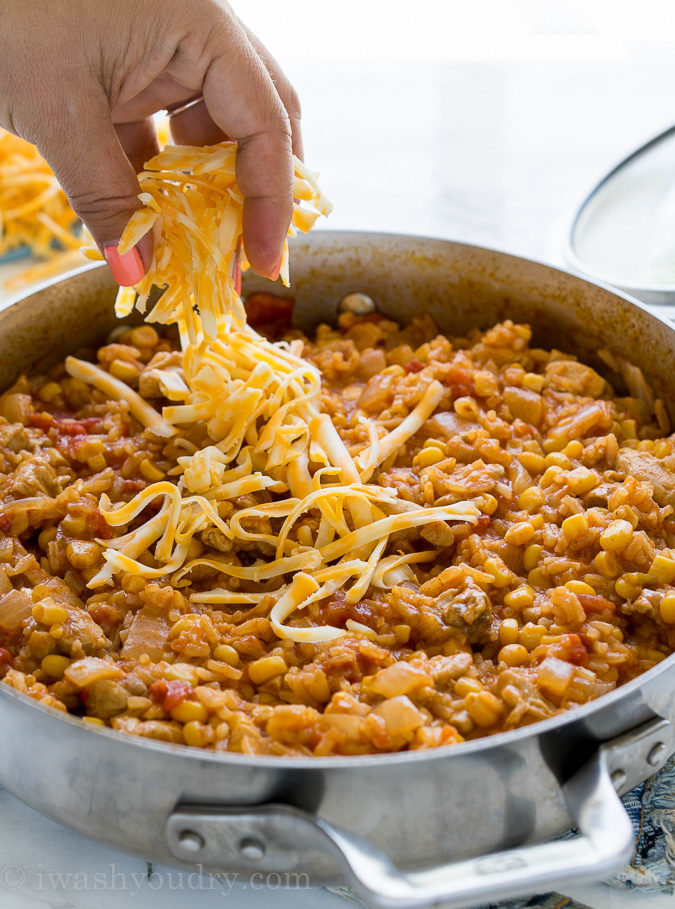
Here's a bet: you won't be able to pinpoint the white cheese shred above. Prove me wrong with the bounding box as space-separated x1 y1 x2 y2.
87 140 479 643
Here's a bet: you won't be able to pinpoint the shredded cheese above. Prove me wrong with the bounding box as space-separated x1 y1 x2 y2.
85 140 478 643
0 129 79 259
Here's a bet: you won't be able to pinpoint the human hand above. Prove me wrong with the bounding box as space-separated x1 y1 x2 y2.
0 0 301 283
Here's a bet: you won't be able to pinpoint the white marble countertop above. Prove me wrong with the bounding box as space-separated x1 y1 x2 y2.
1 6 675 908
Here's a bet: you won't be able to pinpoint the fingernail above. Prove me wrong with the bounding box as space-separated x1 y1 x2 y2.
269 255 283 281
103 242 144 286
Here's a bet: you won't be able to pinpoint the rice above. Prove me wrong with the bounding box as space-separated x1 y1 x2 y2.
0 307 673 756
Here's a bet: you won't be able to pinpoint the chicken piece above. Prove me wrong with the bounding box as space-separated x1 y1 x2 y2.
439 584 495 643
420 411 481 441
545 360 606 397
7 457 60 498
615 448 675 508
0 422 30 453
86 679 130 718
138 350 185 398
504 387 543 425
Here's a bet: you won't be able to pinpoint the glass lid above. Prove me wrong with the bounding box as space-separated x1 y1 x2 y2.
567 124 675 306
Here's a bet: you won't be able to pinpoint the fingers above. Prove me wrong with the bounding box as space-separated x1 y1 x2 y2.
115 118 159 175
202 19 293 277
37 94 147 284
168 98 225 147
237 22 303 161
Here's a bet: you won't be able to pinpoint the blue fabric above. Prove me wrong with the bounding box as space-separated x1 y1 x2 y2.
485 754 675 907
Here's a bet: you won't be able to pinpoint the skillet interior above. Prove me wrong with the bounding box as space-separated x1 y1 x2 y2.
0 232 674 878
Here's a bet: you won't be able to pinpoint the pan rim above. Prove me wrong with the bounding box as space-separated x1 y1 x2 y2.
1 231 674 769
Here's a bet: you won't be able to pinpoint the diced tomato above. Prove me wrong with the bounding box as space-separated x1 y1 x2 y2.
578 593 615 615
244 293 294 338
28 412 57 431
404 360 424 374
0 647 14 669
475 515 491 534
0 513 10 532
559 633 588 665
148 679 194 712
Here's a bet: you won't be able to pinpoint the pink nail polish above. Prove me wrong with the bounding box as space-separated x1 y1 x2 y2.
269 256 283 281
103 242 144 286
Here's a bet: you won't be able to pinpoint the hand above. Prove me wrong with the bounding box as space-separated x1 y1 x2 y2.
0 0 301 281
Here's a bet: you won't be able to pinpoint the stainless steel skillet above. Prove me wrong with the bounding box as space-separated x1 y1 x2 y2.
0 232 673 909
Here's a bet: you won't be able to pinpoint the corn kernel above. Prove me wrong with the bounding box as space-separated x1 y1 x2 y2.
540 466 563 488
213 644 240 666
653 440 671 458
566 467 599 496
659 593 675 624
484 557 511 587
600 520 633 551
562 513 589 540
504 521 535 546
615 577 641 600
183 720 213 748
454 676 483 697
417 446 444 468
518 452 545 474
87 454 107 472
519 623 546 650
504 585 534 610
522 372 544 392
528 567 548 588
565 580 595 595
128 325 159 348
479 494 499 515
620 418 637 439
594 550 621 577
248 654 287 685
498 644 529 666
32 599 68 627
465 690 504 727
499 617 520 645
545 452 571 469
563 440 583 458
38 526 57 551
519 486 545 512
170 700 209 724
393 624 411 644
41 654 70 679
39 381 62 403
423 437 443 449
109 359 140 383
83 716 105 726
649 553 675 585
542 436 567 453
523 543 542 572
529 514 545 530
614 505 639 530
140 458 165 481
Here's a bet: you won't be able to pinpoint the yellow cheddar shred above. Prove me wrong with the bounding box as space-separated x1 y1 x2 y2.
80 141 478 642
0 129 79 259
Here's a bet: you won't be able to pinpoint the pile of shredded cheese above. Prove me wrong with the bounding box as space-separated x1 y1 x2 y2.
0 129 80 259
69 142 478 642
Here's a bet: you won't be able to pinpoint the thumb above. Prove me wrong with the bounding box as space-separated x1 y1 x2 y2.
37 108 147 286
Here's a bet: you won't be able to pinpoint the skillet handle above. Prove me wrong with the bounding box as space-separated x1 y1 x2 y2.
167 718 673 909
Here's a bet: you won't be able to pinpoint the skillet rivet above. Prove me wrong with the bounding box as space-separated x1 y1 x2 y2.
239 836 266 861
179 830 205 854
611 769 626 789
647 742 667 767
